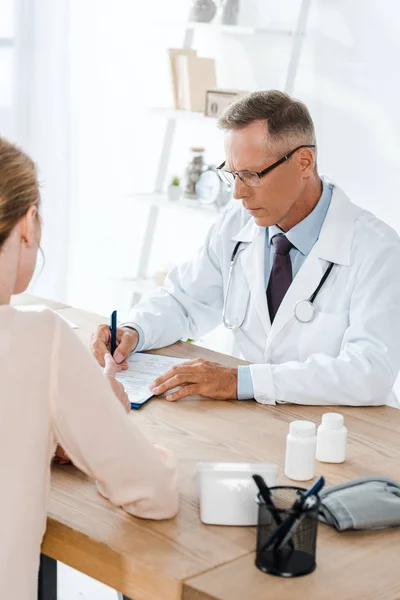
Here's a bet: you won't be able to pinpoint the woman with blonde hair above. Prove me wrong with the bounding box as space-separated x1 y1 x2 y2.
0 137 178 599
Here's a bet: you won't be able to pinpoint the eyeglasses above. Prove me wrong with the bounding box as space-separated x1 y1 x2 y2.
217 144 316 188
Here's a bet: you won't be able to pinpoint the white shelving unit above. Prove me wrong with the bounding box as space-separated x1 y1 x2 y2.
126 1 312 308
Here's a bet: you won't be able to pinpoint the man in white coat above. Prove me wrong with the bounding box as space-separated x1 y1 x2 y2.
92 90 400 407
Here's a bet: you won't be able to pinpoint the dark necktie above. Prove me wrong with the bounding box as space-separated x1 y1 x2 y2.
267 234 293 323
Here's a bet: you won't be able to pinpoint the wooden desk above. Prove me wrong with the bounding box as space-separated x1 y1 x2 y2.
32 299 400 600
10 293 70 310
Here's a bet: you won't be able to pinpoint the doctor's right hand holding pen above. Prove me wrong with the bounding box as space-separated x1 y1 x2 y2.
91 324 139 370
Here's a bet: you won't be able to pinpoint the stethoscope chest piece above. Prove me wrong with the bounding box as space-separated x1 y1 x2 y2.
294 299 315 323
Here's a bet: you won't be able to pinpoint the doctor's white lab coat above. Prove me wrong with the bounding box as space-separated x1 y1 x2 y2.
126 183 400 408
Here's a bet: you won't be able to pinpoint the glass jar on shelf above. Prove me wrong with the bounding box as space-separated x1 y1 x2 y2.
183 147 205 199
215 0 240 25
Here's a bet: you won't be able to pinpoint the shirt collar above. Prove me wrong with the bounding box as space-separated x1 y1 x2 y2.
267 177 333 256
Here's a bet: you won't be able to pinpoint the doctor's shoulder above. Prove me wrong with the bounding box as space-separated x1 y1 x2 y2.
352 207 400 264
213 201 251 241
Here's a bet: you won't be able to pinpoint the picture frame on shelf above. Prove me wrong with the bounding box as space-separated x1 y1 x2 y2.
205 89 249 118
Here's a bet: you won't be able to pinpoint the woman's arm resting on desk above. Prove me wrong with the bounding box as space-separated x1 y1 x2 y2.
54 354 132 462
50 316 178 520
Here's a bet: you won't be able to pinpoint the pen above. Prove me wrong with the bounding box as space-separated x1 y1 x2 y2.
275 495 319 550
252 474 283 526
110 310 117 357
253 474 294 551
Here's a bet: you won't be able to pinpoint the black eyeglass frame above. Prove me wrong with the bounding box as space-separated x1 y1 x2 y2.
217 144 316 186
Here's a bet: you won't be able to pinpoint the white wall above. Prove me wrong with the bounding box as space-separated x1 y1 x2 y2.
0 0 16 140
297 0 400 227
14 0 70 301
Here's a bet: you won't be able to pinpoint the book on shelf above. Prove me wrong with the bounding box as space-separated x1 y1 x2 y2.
168 48 216 112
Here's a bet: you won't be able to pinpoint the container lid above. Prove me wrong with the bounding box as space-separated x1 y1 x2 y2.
321 412 344 429
196 461 278 474
289 420 316 438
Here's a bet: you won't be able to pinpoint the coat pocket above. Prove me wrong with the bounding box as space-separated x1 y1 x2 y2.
298 311 349 360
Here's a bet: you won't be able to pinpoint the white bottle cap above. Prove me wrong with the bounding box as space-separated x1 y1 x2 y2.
321 412 344 430
289 420 316 438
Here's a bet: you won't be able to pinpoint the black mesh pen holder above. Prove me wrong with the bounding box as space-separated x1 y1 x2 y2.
255 486 320 577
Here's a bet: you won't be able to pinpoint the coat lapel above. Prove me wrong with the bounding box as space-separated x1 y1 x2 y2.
232 219 271 338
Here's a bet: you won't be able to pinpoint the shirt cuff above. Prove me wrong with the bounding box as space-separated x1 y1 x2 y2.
237 365 255 400
119 322 145 353
249 363 276 405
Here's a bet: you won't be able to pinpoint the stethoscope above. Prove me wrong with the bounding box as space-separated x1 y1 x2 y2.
222 241 335 329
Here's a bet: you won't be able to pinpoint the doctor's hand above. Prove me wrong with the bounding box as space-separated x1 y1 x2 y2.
149 358 238 402
103 353 131 413
91 324 139 370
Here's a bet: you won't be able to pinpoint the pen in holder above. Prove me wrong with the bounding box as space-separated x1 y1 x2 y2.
255 485 320 577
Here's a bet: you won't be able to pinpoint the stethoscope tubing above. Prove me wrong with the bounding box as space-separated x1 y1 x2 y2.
224 241 335 328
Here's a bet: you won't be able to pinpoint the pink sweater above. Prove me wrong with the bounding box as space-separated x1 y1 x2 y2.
0 306 178 600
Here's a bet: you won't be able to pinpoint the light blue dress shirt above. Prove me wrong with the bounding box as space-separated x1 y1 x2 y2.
237 179 333 399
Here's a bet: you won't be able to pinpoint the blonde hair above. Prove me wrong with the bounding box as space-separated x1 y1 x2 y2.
0 137 40 249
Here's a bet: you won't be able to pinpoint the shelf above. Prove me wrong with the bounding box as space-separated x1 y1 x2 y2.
186 21 294 36
154 20 294 37
129 192 224 214
143 106 217 123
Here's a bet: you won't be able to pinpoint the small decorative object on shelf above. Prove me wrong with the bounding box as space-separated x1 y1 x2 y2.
218 0 240 25
167 176 182 202
189 0 217 23
195 166 232 208
183 147 205 199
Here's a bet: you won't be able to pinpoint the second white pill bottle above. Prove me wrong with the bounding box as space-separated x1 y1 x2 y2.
316 412 347 463
284 420 316 481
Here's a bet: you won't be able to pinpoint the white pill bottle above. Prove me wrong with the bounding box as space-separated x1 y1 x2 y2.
316 412 347 463
284 420 317 481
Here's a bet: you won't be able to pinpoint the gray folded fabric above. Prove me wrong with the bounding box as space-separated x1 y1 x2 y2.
318 477 400 531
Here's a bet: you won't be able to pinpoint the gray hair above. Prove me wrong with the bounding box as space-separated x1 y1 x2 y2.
218 90 317 156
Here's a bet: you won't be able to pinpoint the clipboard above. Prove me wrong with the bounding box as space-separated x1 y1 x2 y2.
115 352 188 410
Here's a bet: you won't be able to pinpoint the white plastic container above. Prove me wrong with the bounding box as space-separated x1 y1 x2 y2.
316 412 347 463
197 462 278 526
284 420 316 481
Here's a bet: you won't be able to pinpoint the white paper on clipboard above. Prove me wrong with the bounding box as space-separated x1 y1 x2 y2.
115 353 187 406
